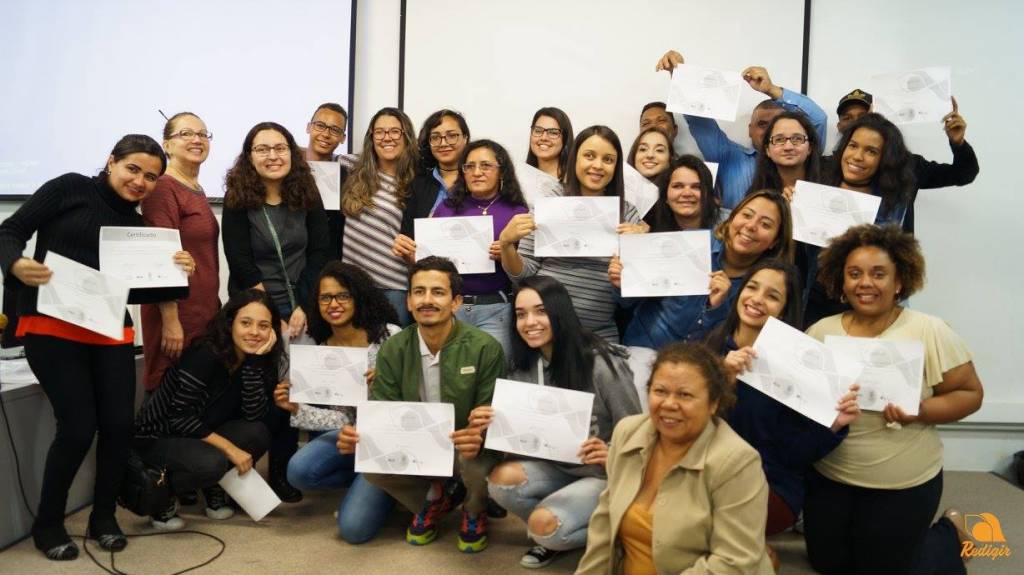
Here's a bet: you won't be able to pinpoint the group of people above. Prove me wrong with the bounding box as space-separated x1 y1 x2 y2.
0 48 983 575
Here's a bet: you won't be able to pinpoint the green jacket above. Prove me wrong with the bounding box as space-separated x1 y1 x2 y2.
371 320 506 430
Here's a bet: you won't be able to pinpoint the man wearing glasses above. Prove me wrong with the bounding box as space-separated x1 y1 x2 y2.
304 102 349 259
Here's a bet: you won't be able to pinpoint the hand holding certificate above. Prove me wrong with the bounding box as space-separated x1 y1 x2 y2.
825 336 924 415
667 63 745 122
309 160 342 210
288 344 368 406
414 216 495 274
484 379 594 464
534 196 619 257
355 401 455 477
868 67 952 125
791 181 881 247
37 251 129 339
619 230 712 298
99 226 187 288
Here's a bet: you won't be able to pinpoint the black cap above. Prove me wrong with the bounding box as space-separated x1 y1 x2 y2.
837 89 873 114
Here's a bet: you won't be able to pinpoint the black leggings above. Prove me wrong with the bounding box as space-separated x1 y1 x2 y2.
24 335 136 531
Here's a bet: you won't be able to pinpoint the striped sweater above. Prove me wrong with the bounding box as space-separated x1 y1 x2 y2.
134 343 270 440
338 155 409 290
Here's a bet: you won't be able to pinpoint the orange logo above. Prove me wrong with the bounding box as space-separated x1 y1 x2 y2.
958 512 1012 560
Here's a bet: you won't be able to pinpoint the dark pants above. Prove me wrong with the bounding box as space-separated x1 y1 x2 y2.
804 468 963 575
24 335 136 532
136 419 270 494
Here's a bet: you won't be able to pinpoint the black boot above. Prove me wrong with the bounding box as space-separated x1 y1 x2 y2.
268 459 302 503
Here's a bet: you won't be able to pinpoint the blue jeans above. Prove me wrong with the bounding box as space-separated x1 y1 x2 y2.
487 460 606 551
456 301 512 360
382 289 411 327
287 430 396 544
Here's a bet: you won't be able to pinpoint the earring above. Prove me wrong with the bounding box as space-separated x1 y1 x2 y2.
839 293 847 304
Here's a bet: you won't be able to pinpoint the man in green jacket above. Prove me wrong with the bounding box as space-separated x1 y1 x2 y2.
337 256 505 553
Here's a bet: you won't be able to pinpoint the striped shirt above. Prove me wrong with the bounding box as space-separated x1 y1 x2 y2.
509 201 639 342
339 154 408 290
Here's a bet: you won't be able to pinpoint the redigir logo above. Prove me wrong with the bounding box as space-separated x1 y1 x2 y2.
958 512 1012 560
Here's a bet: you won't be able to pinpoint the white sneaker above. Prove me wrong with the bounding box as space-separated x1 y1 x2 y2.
151 501 185 531
520 545 561 569
203 485 235 520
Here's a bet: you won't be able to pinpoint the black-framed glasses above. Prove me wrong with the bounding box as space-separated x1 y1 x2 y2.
372 127 404 141
768 134 809 147
462 161 500 174
429 131 463 146
310 120 345 138
251 144 290 157
531 126 562 139
318 292 353 305
171 129 213 141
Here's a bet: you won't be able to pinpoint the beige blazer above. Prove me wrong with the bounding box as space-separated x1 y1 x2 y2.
576 414 774 575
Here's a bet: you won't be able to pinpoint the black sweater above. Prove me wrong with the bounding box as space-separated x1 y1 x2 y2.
399 172 444 238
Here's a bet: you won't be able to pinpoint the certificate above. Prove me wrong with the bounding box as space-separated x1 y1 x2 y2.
309 160 341 210
868 67 952 125
619 230 712 298
484 379 594 464
355 401 455 477
666 63 745 122
705 161 719 187
288 344 368 406
414 216 495 274
37 251 129 340
791 181 881 247
514 160 563 208
825 336 924 415
534 196 619 257
738 318 860 428
623 163 659 219
219 468 281 522
99 226 187 288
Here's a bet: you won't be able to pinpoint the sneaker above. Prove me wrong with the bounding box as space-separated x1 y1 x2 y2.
457 510 488 553
203 485 235 520
520 545 561 568
32 525 79 561
151 500 185 531
406 480 455 546
270 472 303 503
486 497 508 519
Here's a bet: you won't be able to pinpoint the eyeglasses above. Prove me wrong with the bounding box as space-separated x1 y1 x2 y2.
531 126 562 139
462 161 500 174
429 131 463 146
310 120 345 138
768 134 809 147
251 144 290 157
171 129 213 141
372 127 404 141
318 292 353 305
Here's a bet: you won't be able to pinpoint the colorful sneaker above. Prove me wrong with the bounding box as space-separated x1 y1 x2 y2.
520 545 561 568
406 480 455 545
457 510 488 553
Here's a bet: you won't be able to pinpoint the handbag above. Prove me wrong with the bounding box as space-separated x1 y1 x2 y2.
117 450 171 517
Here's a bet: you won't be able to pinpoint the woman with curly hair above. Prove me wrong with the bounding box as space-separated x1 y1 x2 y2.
222 121 330 502
804 224 982 575
391 139 528 354
339 107 419 325
643 154 722 233
273 261 400 543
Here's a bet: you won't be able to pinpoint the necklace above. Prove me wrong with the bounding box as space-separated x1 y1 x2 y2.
472 194 501 215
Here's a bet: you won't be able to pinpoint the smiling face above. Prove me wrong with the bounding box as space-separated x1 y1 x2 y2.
648 361 717 447
843 246 901 319
232 302 274 356
407 270 460 328
737 268 788 331
837 103 869 134
373 114 406 163
841 127 884 185
164 114 210 167
250 129 292 184
514 288 553 358
429 115 467 169
575 135 617 195
306 107 347 158
665 166 703 223
106 152 163 202
463 146 500 199
317 276 355 328
530 115 563 162
726 196 781 258
634 131 672 179
765 118 810 169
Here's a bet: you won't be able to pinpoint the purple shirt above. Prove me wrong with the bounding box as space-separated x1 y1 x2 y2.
432 198 528 295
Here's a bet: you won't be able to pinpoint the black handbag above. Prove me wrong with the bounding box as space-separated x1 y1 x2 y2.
118 450 171 517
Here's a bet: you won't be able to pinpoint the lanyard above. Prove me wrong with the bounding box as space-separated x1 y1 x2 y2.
261 206 297 312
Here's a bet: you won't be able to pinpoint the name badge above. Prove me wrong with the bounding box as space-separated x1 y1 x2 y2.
460 366 476 375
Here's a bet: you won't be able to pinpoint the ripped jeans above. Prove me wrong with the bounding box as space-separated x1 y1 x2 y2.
487 459 605 551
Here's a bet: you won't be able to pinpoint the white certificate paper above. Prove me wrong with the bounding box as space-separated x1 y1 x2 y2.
868 67 952 125
623 163 659 219
515 161 563 208
667 63 745 122
288 344 368 406
309 160 341 210
219 468 281 522
355 401 455 477
739 318 860 428
825 336 924 415
99 226 187 288
534 196 619 257
414 216 495 274
619 231 712 298
705 161 719 187
791 181 881 247
38 252 129 340
485 379 594 464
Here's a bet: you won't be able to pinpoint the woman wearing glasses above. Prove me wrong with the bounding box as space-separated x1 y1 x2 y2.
339 107 419 325
140 112 220 394
222 121 330 502
526 107 574 182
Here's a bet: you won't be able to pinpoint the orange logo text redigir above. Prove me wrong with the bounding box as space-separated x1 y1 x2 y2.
959 512 1012 560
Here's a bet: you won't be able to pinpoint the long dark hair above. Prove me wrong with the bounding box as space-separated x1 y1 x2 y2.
826 112 915 219
417 109 470 174
525 107 574 182
307 261 398 345
626 126 677 180
565 125 626 219
104 134 167 176
224 122 320 211
193 289 284 371
445 140 528 213
705 259 804 353
645 154 721 232
749 110 822 192
509 276 624 392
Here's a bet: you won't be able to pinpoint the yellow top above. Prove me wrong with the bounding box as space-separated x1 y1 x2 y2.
619 503 656 575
